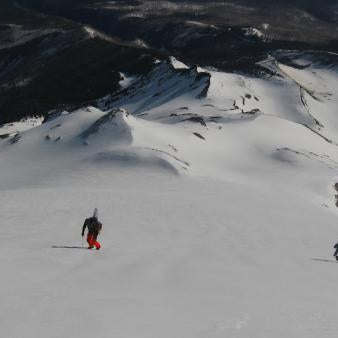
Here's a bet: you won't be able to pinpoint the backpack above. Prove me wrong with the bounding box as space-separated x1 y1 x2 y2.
87 217 102 234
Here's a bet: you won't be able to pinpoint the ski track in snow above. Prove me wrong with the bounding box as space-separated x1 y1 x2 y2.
1 55 338 338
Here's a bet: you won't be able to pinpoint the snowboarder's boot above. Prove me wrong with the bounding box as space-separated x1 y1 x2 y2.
88 246 93 250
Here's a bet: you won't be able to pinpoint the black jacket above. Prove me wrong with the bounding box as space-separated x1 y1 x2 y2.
82 217 102 238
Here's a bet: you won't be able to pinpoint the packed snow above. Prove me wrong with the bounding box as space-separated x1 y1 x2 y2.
1 54 338 338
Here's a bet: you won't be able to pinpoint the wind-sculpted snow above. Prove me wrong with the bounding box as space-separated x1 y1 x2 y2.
79 109 133 146
87 148 179 175
2 55 338 338
258 52 338 144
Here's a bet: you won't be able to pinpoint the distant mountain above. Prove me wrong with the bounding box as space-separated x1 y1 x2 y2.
0 1 164 124
1 0 337 123
17 0 338 69
19 0 338 26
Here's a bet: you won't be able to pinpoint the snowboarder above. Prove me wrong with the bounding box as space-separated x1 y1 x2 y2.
82 208 102 250
333 242 338 261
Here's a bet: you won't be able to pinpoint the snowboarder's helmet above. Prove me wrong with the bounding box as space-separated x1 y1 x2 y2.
93 208 98 219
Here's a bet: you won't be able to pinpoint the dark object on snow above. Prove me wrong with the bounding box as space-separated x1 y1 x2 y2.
334 183 338 207
243 108 261 115
10 133 21 144
333 242 338 261
193 132 205 140
187 116 207 127
82 208 102 250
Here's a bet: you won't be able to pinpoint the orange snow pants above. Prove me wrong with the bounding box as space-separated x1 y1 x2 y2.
87 233 101 249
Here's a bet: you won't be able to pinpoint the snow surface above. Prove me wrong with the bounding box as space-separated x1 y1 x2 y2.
1 56 338 338
0 117 43 136
170 56 190 69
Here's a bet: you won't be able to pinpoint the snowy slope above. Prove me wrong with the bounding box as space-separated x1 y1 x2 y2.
1 55 338 338
0 117 43 137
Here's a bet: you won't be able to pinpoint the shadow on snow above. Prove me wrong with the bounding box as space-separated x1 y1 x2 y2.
51 246 88 250
312 258 338 264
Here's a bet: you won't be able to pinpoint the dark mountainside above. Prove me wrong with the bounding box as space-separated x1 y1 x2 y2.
0 0 337 124
0 1 164 124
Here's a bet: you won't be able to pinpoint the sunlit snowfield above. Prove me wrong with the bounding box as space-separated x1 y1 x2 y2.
1 55 338 338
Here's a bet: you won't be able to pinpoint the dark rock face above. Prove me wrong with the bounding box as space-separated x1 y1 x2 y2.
98 61 211 115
